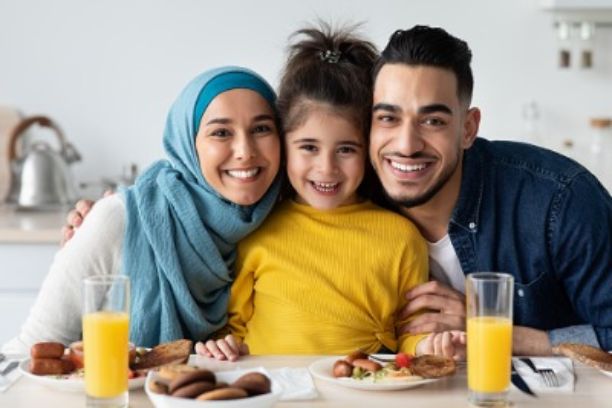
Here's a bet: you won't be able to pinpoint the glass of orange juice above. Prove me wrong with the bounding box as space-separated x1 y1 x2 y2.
466 272 514 407
83 275 130 408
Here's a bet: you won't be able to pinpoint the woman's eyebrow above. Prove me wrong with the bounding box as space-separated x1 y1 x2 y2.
253 114 275 122
206 117 232 126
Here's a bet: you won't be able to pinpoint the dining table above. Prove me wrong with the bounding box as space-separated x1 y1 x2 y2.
1 354 611 407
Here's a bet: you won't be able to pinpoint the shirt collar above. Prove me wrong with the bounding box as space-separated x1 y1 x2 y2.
450 138 485 233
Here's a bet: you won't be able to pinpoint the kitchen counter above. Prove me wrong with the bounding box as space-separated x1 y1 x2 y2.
0 204 66 244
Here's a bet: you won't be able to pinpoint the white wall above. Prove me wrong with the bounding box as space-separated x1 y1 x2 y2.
1 0 611 190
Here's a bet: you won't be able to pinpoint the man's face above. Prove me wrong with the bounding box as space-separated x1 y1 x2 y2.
369 64 479 208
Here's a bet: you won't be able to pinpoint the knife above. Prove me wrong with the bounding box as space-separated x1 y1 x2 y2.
0 361 19 378
511 361 537 397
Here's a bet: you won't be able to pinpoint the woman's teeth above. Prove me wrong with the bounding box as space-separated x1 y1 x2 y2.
227 168 260 179
311 181 339 193
390 161 428 173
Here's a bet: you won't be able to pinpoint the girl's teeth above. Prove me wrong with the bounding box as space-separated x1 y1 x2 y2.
312 181 338 192
227 168 260 179
390 161 428 173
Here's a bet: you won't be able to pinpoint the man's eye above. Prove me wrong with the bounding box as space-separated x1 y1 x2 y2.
423 117 446 126
376 115 396 124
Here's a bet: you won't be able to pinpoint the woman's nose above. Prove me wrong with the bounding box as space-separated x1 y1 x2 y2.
234 134 257 160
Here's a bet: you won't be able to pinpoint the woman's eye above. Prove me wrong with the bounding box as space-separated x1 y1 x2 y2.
253 124 273 134
210 128 231 138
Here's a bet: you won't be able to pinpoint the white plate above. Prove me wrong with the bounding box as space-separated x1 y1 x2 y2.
145 367 282 408
19 359 146 393
308 356 438 391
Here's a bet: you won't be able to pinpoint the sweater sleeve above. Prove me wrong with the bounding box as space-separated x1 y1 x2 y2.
225 243 256 343
396 227 430 354
1 195 125 355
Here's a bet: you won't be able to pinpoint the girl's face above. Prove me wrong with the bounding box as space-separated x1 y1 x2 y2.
195 89 281 205
285 108 365 210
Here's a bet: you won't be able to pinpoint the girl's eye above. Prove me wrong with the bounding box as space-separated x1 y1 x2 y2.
210 128 231 138
299 144 317 152
337 146 357 154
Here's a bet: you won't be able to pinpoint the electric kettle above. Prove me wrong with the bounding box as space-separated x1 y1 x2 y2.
7 115 81 209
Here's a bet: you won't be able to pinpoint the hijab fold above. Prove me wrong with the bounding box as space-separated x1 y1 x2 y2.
121 67 280 347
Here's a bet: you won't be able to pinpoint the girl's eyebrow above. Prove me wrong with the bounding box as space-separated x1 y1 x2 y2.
205 114 275 126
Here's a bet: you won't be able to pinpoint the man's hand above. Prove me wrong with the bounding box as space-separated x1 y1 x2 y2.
512 326 553 356
416 330 466 361
60 190 114 246
399 281 466 334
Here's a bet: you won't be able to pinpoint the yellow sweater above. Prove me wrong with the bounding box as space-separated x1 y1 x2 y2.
228 200 429 355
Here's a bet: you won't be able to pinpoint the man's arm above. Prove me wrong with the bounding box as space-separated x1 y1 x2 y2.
550 172 612 350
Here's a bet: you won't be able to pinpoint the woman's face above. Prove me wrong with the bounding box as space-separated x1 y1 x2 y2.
195 89 281 205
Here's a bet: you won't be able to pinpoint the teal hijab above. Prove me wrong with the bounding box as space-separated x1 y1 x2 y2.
121 66 280 347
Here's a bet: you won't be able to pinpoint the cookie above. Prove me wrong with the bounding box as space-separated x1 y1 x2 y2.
158 364 199 382
168 369 216 393
171 381 216 399
231 372 271 396
411 355 456 378
196 387 248 401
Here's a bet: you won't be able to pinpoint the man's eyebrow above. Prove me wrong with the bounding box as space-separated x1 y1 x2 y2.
372 103 400 113
418 104 453 115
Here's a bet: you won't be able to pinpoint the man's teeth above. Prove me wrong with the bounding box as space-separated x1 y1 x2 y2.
312 181 338 192
390 161 428 173
227 168 260 179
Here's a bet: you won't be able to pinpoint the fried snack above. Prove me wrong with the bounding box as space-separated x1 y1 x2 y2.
157 364 199 382
352 358 382 372
196 387 249 401
30 358 65 375
411 355 456 378
333 360 354 378
171 381 216 398
148 380 169 395
31 342 65 359
168 369 216 394
132 339 193 370
231 372 271 396
345 350 369 364
553 343 612 371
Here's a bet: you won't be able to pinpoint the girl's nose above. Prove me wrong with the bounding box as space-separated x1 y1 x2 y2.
316 153 338 175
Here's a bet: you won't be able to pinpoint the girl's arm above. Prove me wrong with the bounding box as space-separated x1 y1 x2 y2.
2 195 125 354
195 245 255 361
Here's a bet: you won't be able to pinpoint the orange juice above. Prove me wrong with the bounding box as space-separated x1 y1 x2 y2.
83 311 129 398
467 316 512 393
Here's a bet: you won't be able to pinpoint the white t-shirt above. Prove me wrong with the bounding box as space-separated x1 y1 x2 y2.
427 234 465 293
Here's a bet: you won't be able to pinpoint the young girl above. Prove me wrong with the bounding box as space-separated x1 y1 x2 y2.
197 25 465 361
3 66 282 353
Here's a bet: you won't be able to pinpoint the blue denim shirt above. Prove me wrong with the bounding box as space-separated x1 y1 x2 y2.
451 138 612 349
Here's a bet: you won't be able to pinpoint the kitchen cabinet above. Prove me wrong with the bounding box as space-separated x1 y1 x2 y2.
0 205 64 345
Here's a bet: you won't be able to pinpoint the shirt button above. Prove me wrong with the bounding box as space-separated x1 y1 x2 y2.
469 222 476 230
517 289 525 297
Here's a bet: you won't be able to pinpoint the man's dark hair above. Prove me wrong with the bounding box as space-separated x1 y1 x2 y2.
373 25 474 105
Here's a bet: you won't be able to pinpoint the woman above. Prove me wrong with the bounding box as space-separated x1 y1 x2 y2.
3 66 282 353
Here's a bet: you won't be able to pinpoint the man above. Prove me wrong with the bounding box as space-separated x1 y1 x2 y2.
369 25 612 354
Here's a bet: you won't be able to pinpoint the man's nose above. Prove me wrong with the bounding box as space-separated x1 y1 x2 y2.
397 124 425 155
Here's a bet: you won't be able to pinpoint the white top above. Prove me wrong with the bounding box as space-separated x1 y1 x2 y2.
427 234 465 293
1 195 126 354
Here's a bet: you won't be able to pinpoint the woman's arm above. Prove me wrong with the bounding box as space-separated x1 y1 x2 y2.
2 195 126 354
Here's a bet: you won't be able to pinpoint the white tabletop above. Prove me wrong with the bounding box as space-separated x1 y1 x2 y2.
1 354 611 407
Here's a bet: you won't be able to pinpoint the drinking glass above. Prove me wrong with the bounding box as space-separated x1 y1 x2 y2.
83 275 130 408
466 272 514 407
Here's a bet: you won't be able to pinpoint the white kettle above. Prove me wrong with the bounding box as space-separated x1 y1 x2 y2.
7 116 81 209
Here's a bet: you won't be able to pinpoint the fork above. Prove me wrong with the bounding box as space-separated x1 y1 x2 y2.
519 357 560 387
